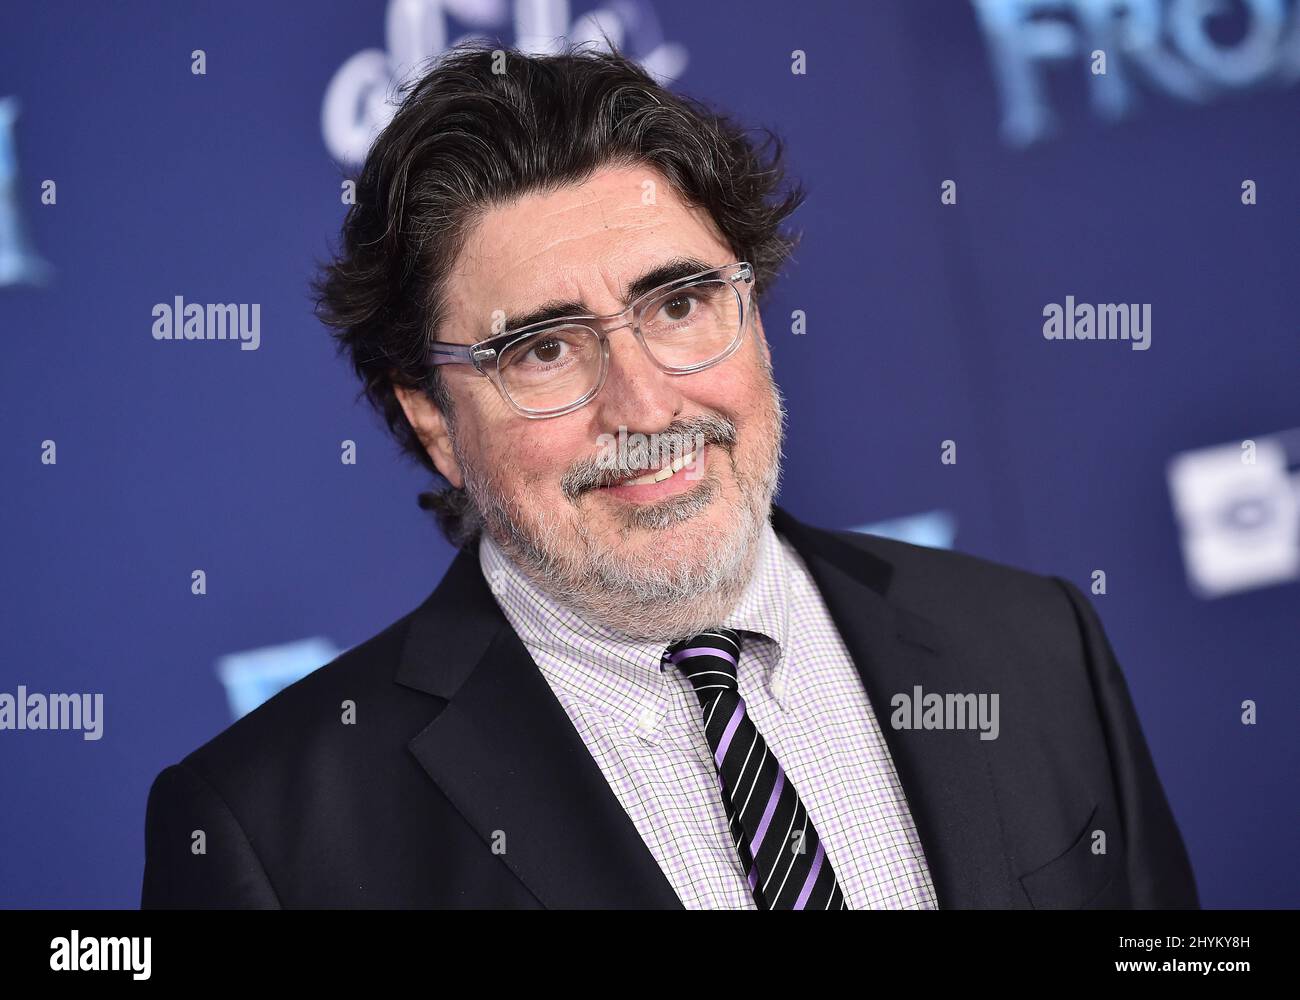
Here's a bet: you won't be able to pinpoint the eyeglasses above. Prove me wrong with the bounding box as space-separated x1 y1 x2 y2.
427 261 755 418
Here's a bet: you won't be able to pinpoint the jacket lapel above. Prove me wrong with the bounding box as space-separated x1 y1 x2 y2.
771 505 1015 907
395 547 683 909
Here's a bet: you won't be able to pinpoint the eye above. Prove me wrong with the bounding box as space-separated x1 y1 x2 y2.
655 292 698 324
505 327 595 372
524 336 566 365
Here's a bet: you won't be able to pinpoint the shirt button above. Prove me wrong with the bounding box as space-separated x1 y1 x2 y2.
770 677 786 701
637 706 658 733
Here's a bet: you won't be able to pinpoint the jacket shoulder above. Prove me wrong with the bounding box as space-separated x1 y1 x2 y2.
825 527 1076 609
804 526 1096 666
169 603 426 791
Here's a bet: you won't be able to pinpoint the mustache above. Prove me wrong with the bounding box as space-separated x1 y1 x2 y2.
561 414 737 498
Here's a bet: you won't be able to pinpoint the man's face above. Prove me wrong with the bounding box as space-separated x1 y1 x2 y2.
398 163 785 642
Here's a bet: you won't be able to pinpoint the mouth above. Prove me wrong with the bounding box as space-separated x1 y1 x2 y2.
595 443 709 503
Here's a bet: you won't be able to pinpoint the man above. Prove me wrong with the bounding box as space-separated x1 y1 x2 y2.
141 44 1197 909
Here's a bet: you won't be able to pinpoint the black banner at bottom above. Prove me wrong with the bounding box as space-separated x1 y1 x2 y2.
0 907 1284 986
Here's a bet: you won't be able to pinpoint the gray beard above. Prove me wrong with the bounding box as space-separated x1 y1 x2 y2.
456 382 787 644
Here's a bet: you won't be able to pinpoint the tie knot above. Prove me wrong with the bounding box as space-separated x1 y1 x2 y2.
663 628 742 694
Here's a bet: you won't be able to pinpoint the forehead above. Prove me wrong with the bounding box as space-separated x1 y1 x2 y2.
444 163 734 330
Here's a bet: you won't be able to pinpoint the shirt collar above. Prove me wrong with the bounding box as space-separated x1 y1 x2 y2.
478 517 794 738
717 515 789 659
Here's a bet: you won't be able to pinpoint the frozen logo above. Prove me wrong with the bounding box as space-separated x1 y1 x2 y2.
323 0 689 166
971 0 1300 146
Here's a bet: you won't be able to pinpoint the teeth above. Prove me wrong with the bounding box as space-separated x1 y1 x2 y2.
617 447 699 487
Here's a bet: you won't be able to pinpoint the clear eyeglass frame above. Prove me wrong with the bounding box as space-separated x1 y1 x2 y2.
426 261 756 418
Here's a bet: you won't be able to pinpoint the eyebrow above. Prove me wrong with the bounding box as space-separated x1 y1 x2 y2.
499 256 720 333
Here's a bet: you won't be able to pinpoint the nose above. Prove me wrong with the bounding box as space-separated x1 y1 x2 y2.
590 322 683 432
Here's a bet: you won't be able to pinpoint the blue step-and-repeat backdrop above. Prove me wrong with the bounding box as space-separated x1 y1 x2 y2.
1 0 1297 908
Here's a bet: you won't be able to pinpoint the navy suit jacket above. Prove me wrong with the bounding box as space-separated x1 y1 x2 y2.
141 504 1199 908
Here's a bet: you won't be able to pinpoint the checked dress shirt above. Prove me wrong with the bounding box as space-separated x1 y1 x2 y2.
479 518 938 910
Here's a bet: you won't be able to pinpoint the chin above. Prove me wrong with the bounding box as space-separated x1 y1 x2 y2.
601 505 754 589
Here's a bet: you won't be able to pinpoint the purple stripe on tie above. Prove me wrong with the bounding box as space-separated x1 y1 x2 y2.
793 841 827 911
668 646 737 667
749 767 785 856
747 863 759 893
714 701 745 767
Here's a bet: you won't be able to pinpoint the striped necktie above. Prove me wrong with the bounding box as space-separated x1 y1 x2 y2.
664 627 846 909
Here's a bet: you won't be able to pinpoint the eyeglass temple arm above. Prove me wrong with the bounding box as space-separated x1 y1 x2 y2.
428 342 493 367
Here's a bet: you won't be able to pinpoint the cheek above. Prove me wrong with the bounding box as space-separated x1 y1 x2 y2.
481 424 581 492
697 362 771 424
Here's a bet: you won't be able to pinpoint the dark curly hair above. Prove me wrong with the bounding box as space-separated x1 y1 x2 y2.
313 40 806 547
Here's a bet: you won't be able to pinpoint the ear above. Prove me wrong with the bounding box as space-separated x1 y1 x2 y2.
394 382 464 489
